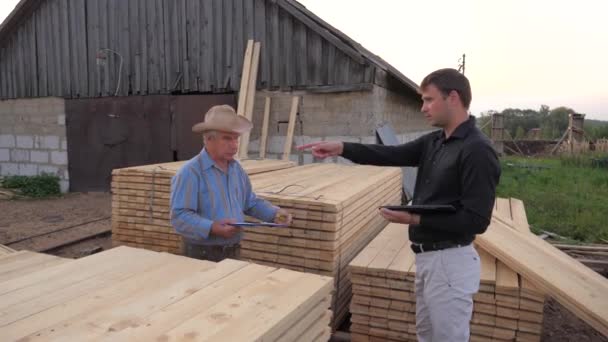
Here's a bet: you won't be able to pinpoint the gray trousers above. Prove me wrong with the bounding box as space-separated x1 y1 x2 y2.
182 242 240 263
415 244 481 342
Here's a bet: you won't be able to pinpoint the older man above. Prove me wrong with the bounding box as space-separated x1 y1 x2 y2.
170 105 292 262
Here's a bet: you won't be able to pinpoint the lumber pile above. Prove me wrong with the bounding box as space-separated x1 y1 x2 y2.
551 243 608 275
0 246 333 341
0 250 70 283
480 199 608 337
111 159 295 254
240 163 403 329
348 198 549 342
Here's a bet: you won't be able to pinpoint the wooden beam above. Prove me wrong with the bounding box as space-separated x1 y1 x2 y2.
237 40 254 117
238 41 261 158
293 83 373 94
259 97 271 159
282 96 299 161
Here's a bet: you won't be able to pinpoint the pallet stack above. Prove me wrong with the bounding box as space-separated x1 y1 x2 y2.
111 159 295 254
240 163 403 329
0 246 333 341
349 198 548 342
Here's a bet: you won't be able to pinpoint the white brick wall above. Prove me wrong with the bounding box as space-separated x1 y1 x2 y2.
0 97 70 193
0 135 15 148
16 135 34 148
39 165 60 176
10 149 29 162
0 149 9 162
19 163 38 176
0 163 19 176
38 135 60 150
51 151 68 165
30 150 49 163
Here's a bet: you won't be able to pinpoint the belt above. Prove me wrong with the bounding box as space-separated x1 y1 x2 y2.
410 240 471 254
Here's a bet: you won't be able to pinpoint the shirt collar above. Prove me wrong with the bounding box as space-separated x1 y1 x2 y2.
200 148 234 172
437 115 476 141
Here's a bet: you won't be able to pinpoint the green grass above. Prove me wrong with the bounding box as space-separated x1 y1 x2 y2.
1 174 61 198
496 155 608 243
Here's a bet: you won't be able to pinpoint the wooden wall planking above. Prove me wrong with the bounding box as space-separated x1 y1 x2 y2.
0 0 381 99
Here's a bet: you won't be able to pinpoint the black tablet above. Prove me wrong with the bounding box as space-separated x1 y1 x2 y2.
379 204 456 214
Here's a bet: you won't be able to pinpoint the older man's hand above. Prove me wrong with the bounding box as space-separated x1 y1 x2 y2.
211 218 240 238
379 208 420 225
274 208 293 226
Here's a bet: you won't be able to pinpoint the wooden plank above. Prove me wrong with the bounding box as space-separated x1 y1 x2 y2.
477 215 608 336
68 0 79 97
350 225 399 271
236 39 254 116
496 260 519 293
200 272 332 341
59 0 70 96
253 0 266 86
0 248 170 326
477 246 497 284
212 0 223 89
0 252 54 273
238 41 261 158
276 0 365 65
1 255 213 341
0 257 68 284
86 0 98 95
282 96 299 160
223 0 233 90
276 300 331 342
95 264 281 340
259 96 271 158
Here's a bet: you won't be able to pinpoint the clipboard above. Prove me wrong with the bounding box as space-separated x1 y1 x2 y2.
379 204 456 214
230 222 289 228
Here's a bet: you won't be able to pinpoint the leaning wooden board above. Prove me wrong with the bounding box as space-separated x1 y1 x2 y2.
480 202 608 337
0 246 333 341
349 198 551 342
111 159 296 253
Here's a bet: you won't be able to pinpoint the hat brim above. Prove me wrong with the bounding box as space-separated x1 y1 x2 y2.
192 115 253 134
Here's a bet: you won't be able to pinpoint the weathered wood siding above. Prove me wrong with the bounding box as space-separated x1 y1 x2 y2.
0 0 373 99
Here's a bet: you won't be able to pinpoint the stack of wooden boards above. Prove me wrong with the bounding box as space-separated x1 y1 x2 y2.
349 198 551 342
240 163 403 329
110 159 295 254
479 200 608 337
350 197 608 340
0 246 333 341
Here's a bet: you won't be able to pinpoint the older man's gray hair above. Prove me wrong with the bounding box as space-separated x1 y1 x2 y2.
203 130 217 140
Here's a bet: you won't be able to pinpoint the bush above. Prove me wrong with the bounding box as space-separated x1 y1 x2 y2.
1 173 61 198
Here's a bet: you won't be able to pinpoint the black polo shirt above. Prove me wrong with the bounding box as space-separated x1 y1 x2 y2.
342 116 501 244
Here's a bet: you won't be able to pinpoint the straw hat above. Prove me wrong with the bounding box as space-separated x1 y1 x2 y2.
191 105 253 134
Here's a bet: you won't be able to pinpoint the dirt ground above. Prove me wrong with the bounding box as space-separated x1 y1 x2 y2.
1 193 607 340
0 192 112 257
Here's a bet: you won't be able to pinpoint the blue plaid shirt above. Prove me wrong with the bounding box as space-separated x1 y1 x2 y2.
170 149 278 246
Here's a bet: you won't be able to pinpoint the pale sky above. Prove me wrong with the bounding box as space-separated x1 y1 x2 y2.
2 0 607 120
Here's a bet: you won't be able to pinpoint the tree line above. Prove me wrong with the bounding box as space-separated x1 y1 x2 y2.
477 105 608 141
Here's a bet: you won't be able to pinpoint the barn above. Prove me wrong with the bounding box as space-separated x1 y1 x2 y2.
0 0 430 192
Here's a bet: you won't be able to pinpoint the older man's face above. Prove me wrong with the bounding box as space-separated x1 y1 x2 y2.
205 131 240 162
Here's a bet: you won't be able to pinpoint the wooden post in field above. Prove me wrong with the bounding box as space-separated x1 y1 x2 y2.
491 113 505 155
568 113 585 154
